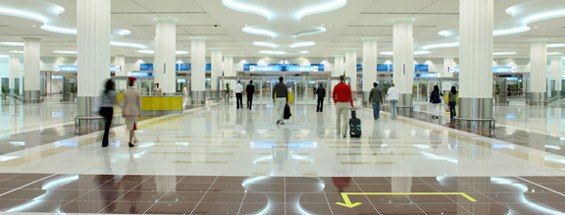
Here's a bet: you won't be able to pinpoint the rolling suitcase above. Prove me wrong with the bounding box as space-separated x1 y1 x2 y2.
349 108 361 138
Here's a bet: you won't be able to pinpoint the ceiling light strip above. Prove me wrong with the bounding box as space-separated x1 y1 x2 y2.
222 0 273 20
295 0 347 20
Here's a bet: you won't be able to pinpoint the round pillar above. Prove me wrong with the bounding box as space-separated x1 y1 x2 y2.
210 49 223 99
154 18 177 95
528 41 547 105
457 0 495 130
8 55 20 95
23 37 41 103
392 19 414 114
77 0 111 117
190 37 207 104
362 39 378 103
345 51 357 93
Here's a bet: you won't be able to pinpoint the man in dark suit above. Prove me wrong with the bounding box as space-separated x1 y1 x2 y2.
246 80 255 110
316 84 326 112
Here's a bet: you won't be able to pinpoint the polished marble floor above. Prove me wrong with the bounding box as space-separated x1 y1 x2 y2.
0 101 563 214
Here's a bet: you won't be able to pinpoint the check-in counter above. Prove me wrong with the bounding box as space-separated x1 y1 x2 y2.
116 93 184 112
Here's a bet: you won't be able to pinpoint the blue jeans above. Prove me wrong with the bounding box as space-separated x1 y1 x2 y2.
390 100 398 119
372 102 380 120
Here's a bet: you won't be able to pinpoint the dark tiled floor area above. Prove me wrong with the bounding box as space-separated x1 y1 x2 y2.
0 174 563 214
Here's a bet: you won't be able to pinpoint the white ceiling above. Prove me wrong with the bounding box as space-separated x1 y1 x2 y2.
0 0 564 59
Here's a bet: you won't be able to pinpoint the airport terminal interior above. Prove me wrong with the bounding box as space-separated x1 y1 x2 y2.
0 0 565 214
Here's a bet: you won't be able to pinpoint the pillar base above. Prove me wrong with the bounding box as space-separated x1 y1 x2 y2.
23 90 41 103
77 96 97 117
397 93 413 117
527 92 546 105
362 91 370 106
191 91 206 105
456 97 495 134
210 90 221 101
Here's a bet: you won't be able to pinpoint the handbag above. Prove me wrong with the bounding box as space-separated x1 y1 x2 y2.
133 123 137 130
283 104 292 119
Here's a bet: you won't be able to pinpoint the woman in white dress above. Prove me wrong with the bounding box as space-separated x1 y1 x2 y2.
123 77 141 147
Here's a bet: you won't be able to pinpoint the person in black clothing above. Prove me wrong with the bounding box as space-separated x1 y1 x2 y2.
316 84 326 112
430 85 443 119
99 79 117 147
246 80 255 110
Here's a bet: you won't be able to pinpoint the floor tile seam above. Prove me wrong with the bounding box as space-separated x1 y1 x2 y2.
351 177 381 214
60 176 117 208
188 176 219 215
283 176 287 215
0 174 57 198
236 191 247 215
319 178 335 215
96 176 153 213
516 176 565 197
416 178 473 214
142 176 187 214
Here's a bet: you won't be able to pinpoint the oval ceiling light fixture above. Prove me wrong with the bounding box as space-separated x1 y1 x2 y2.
493 26 530 37
252 41 279 48
294 26 327 38
414 50 432 55
437 30 455 37
493 52 516 56
53 50 77 55
295 0 347 20
548 43 565 48
111 41 148 50
548 52 563 56
300 50 310 54
421 42 460 50
259 50 286 55
137 50 155 54
41 25 77 35
8 50 23 54
289 41 316 48
242 26 277 38
175 51 189 55
116 29 132 37
222 0 274 20
379 51 393 56
0 7 48 23
0 42 24 47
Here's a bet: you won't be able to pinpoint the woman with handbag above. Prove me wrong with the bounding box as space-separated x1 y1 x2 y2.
123 77 141 147
429 85 443 119
448 86 458 119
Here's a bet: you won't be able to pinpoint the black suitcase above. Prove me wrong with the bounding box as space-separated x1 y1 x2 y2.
349 109 361 138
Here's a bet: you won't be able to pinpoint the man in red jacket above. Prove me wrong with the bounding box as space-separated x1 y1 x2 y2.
333 75 354 137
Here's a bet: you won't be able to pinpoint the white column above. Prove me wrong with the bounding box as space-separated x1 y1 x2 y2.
345 51 357 91
8 56 20 94
222 55 234 91
459 0 494 119
362 39 378 98
210 49 223 92
190 37 206 102
529 41 547 104
442 57 455 78
392 20 414 97
333 55 344 88
113 55 126 76
550 57 562 92
77 0 110 116
23 37 41 102
154 18 176 94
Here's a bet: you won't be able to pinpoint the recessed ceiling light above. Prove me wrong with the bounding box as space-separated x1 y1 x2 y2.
259 50 285 55
289 41 316 48
53 50 77 54
8 50 23 54
493 52 516 56
0 42 24 47
252 41 279 48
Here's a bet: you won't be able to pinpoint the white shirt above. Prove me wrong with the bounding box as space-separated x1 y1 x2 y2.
387 87 399 101
234 83 243 93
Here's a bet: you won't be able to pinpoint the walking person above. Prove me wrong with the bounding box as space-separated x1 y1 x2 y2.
333 75 354 137
369 82 384 120
273 77 288 125
123 77 141 147
448 86 458 119
387 83 399 119
153 83 163 96
99 79 118 147
246 80 255 110
235 80 243 109
316 84 326 112
430 85 443 119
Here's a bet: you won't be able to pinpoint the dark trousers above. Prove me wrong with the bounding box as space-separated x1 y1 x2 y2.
372 102 381 120
316 97 324 112
99 107 113 147
449 101 457 119
236 93 243 109
247 94 254 109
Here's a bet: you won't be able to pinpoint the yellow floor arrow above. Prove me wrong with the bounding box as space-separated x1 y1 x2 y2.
335 192 477 208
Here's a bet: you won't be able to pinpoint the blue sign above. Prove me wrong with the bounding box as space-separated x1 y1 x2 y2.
54 65 121 72
415 64 429 72
176 63 190 71
128 71 153 77
139 63 153 71
377 64 393 72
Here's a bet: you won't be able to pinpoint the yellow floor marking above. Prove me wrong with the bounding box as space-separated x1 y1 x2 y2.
335 192 477 208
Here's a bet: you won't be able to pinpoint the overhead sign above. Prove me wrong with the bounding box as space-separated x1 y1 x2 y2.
244 63 325 72
54 65 121 72
449 66 517 73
